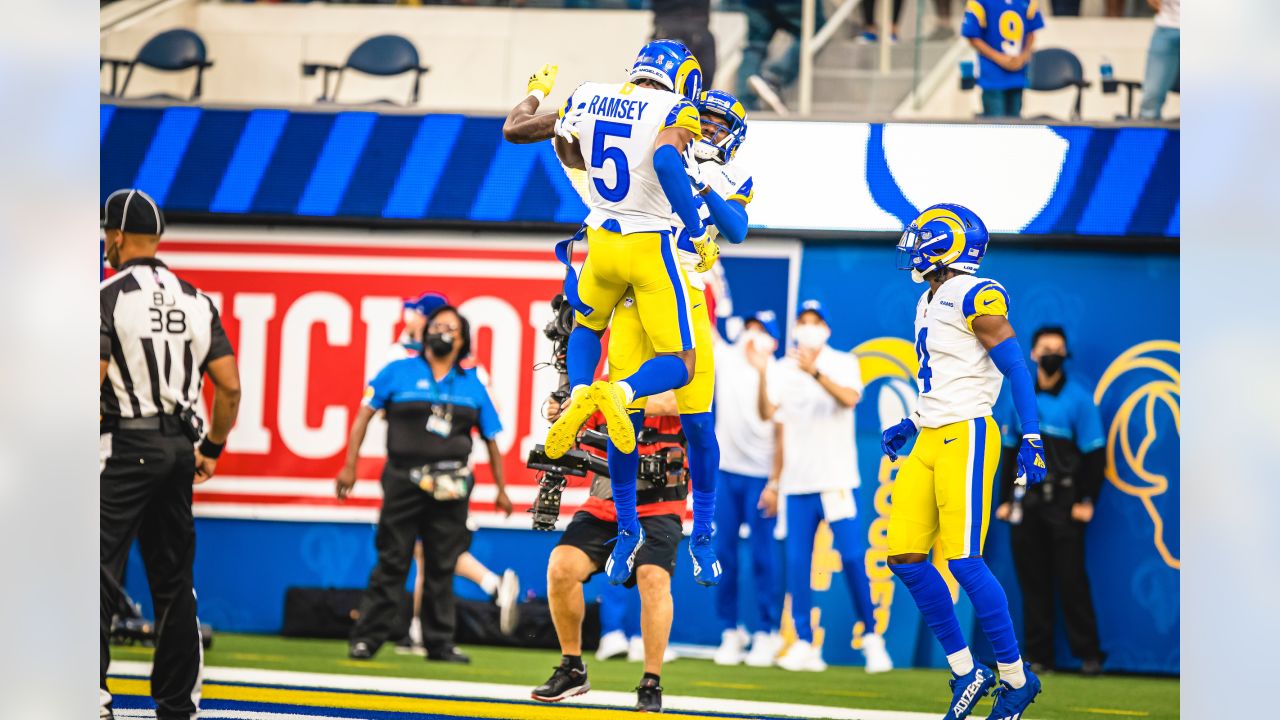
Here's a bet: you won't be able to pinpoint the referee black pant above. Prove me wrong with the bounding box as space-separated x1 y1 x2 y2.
351 464 471 653
100 428 202 720
1010 492 1103 667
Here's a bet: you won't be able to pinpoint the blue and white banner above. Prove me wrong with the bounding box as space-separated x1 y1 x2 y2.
101 104 1178 238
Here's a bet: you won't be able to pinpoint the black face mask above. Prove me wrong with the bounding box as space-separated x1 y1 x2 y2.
426 332 455 358
1038 353 1066 375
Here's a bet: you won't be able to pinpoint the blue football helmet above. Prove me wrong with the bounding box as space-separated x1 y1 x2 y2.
629 40 703 101
692 89 748 164
896 203 990 282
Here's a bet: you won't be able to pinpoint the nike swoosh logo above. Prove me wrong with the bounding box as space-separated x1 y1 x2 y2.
983 298 998 306
693 303 703 309
944 438 957 444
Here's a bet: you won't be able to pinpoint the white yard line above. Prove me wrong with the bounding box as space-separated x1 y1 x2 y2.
110 660 936 720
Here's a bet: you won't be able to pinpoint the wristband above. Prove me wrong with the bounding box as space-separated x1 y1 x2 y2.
199 437 225 459
528 89 546 103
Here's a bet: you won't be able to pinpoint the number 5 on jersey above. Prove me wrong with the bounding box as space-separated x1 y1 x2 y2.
592 120 632 201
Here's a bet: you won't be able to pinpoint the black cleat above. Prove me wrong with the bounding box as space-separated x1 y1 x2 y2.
635 677 663 713
348 641 374 660
532 663 590 702
426 645 470 664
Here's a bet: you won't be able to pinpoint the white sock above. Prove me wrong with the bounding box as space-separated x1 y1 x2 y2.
946 647 975 676
997 659 1026 689
480 571 501 597
617 381 636 404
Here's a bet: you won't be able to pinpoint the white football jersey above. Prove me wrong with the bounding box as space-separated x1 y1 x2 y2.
565 82 701 235
674 158 755 290
912 274 1011 428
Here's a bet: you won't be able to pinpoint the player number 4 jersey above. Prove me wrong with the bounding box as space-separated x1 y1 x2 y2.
912 274 1011 428
562 81 701 235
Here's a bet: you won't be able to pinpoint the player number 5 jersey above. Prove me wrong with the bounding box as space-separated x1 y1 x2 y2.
912 274 1011 427
563 81 701 235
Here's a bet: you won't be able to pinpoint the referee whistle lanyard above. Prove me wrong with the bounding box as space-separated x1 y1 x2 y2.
554 225 593 317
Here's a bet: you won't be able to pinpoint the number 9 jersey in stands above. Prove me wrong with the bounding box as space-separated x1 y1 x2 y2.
560 82 701 234
912 275 1011 428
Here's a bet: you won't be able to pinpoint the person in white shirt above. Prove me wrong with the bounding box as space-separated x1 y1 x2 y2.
710 311 786 667
752 300 893 674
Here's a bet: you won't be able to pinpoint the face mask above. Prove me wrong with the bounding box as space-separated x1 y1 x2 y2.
426 332 455 358
794 324 830 349
740 329 776 354
1038 352 1066 374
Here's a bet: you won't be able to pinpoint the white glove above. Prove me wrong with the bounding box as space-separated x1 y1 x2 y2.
684 147 708 193
555 104 587 143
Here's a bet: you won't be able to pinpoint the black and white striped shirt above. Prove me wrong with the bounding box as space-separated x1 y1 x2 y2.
100 257 233 419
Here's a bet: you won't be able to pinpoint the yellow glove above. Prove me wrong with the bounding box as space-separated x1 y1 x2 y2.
527 63 559 99
692 231 720 273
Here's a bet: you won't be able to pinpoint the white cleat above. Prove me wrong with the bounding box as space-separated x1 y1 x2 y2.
713 628 749 666
595 630 630 661
861 633 895 674
777 639 828 672
626 635 677 663
744 631 782 668
496 569 520 635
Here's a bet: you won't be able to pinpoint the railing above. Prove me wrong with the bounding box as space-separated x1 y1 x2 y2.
796 0 897 116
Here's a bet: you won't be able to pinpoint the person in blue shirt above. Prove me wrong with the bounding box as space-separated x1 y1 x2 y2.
995 325 1107 676
962 0 1045 117
336 305 511 665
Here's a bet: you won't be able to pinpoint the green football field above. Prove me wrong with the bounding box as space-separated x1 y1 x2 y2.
112 633 1177 719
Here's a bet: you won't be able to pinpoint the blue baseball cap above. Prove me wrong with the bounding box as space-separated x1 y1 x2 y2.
746 310 781 340
799 299 826 322
404 291 449 316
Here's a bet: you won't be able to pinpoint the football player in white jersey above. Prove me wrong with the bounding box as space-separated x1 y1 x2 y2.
878 204 1048 720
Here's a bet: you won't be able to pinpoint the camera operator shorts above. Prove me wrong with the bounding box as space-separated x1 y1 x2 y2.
608 283 714 415
558 511 682 587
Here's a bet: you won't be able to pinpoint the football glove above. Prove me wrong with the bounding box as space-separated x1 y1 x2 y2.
880 417 918 461
1015 434 1047 486
691 228 720 273
555 104 586 143
684 147 708 193
527 63 559 98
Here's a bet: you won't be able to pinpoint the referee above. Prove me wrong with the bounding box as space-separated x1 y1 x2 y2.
100 189 241 720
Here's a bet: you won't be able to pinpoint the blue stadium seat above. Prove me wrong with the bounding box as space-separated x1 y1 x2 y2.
303 34 430 106
1026 48 1089 121
102 29 214 102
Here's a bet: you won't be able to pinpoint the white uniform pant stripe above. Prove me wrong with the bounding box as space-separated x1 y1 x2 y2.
962 419 976 557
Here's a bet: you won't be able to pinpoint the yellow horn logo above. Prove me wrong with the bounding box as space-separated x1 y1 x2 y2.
1094 340 1180 570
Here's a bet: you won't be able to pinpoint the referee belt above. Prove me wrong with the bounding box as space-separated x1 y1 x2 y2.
101 414 183 434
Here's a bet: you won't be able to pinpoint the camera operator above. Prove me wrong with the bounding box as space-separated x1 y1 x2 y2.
336 305 511 664
532 390 687 713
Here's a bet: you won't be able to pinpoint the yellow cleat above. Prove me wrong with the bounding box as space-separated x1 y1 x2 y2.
591 380 636 454
544 386 598 459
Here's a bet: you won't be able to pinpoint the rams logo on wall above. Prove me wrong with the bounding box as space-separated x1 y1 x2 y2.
1094 340 1181 570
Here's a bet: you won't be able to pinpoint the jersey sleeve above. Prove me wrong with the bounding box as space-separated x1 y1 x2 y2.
363 362 397 411
205 298 234 362
962 280 1011 331
472 375 504 440
663 98 701 135
1072 384 1106 453
558 83 585 119
728 176 754 205
1026 0 1045 32
961 0 987 38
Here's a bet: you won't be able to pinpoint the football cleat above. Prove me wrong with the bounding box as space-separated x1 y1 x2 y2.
596 630 629 661
688 533 722 586
777 639 827 672
861 633 894 674
635 676 663 713
531 662 590 702
590 380 636 454
544 386 598 459
945 665 997 720
496 569 520 635
714 628 748 666
986 664 1042 720
605 526 645 585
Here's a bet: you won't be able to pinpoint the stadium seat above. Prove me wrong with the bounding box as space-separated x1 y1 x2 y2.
1026 48 1089 121
101 29 214 102
303 34 430 106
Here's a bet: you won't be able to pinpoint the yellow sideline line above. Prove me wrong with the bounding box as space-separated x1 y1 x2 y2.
107 678 708 720
1069 708 1150 717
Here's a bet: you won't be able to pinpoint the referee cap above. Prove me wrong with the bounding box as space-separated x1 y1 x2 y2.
102 188 165 235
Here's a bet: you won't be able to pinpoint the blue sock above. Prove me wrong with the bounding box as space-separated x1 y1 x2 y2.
680 412 719 537
608 411 646 533
890 561 968 656
566 326 603 390
948 557 1021 665
621 355 688 400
